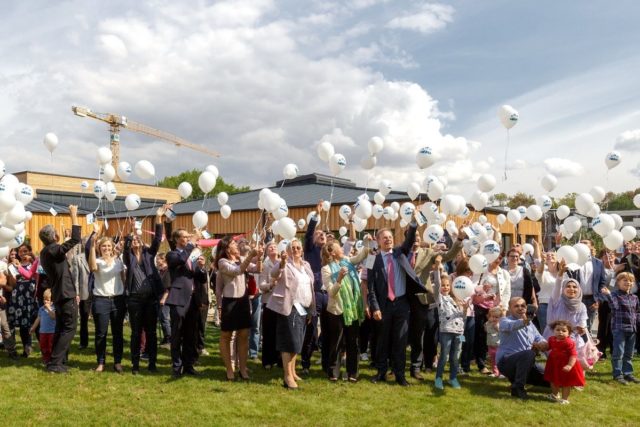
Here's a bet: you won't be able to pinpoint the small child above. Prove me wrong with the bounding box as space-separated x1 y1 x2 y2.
29 289 56 364
432 271 467 390
601 272 640 385
544 320 585 404
485 307 503 377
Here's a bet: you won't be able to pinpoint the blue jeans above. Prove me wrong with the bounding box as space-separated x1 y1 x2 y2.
436 332 461 380
159 303 171 343
249 295 262 358
92 295 126 365
537 303 548 334
460 316 475 372
612 329 636 378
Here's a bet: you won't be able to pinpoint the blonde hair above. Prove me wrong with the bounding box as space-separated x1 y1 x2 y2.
43 289 52 301
321 242 340 266
616 271 635 285
96 237 114 257
488 306 504 318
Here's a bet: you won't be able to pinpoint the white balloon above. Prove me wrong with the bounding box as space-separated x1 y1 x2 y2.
382 206 394 220
322 200 331 212
0 182 17 212
477 174 497 192
192 210 208 229
536 195 553 213
526 205 543 221
0 226 17 241
14 184 35 205
399 202 415 223
586 204 601 218
178 182 193 199
24 211 32 221
373 192 385 205
279 217 297 239
355 198 372 220
217 192 229 205
100 164 116 183
432 212 446 225
283 164 299 180
541 174 558 192
440 195 459 216
458 206 470 218
297 218 306 229
589 186 606 203
470 191 489 211
329 153 347 176
498 105 519 129
198 171 216 194
339 205 351 221
611 214 623 230
573 243 591 266
575 193 594 216
469 254 488 275
205 165 219 179
368 136 384 155
96 147 113 165
80 181 89 192
605 151 621 170
105 182 117 202
117 162 132 181
507 209 521 225
407 182 421 201
496 214 506 225
481 240 501 263
0 160 5 180
317 142 335 162
423 224 444 244
353 216 367 232
399 219 408 228
306 211 320 227
4 202 26 225
134 160 155 180
220 204 232 219
379 179 393 196
372 204 384 220
452 276 475 299
360 155 377 170
8 230 26 249
621 225 637 242
523 243 534 256
420 202 438 219
276 238 289 253
445 220 458 236
390 201 400 213
0 246 8 258
517 206 527 216
416 146 437 169
43 132 58 153
273 203 289 220
339 226 347 236
603 230 623 251
556 205 570 220
93 180 106 199
125 194 141 211
634 194 640 209
557 245 578 265
592 214 615 237
478 215 487 224
564 216 582 234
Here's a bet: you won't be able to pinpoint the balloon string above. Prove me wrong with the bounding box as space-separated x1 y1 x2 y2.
326 177 335 231
503 129 510 181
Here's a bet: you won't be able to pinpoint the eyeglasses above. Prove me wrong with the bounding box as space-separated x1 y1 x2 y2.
291 246 303 251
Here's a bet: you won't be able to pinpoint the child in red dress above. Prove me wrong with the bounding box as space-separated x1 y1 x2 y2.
544 320 585 404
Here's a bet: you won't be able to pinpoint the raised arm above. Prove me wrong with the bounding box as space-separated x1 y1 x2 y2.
399 222 417 256
304 200 322 253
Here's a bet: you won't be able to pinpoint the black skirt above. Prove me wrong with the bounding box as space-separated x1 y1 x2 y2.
220 295 252 332
276 309 307 354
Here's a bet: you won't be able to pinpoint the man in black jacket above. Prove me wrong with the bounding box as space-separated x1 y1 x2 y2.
39 205 80 373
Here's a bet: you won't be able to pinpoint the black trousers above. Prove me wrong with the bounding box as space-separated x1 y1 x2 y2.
423 305 440 370
474 306 489 370
128 296 158 368
497 350 549 391
375 296 410 378
327 312 359 378
169 299 199 372
408 298 428 373
49 298 78 368
596 301 612 357
261 305 280 367
79 298 91 348
197 304 208 352
301 290 329 370
92 295 126 365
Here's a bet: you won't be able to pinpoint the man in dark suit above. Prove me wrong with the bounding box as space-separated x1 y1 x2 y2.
368 221 426 386
38 204 81 373
578 239 607 332
164 224 207 378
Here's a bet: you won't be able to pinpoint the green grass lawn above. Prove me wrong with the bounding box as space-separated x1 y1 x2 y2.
0 324 638 427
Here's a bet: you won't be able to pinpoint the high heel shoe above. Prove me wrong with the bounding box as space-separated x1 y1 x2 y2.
240 372 251 381
282 382 299 390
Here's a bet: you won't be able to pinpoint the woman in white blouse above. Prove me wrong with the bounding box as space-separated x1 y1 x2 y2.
88 227 126 373
215 236 262 381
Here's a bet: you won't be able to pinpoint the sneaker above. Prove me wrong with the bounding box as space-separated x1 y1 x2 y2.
624 375 640 384
558 399 570 405
480 367 491 375
457 371 469 377
615 376 628 385
434 377 444 390
140 353 149 361
448 378 461 389
546 393 560 402
199 349 210 356
573 386 584 392
360 353 369 362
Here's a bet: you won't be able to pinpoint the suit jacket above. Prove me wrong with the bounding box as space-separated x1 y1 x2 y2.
123 223 163 299
579 257 607 302
267 259 316 317
367 224 426 314
39 225 81 303
414 240 463 304
165 243 207 316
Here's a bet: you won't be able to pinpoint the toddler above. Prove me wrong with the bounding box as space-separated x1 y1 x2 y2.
543 320 585 404
30 289 56 364
485 306 504 377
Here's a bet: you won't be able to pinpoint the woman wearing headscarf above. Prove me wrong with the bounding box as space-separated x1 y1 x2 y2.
543 261 588 341
321 233 371 382
268 239 315 390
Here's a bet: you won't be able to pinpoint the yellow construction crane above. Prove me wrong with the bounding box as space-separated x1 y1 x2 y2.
72 105 220 175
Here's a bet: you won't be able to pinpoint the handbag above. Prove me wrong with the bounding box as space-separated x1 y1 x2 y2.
576 331 602 370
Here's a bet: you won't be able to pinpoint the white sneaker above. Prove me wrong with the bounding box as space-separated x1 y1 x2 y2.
360 353 369 361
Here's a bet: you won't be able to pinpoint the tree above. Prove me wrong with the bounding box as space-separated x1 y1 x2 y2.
158 169 250 201
491 193 509 207
507 192 535 208
553 192 577 209
607 190 636 210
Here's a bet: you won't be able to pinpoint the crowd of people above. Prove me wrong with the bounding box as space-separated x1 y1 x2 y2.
1 201 639 403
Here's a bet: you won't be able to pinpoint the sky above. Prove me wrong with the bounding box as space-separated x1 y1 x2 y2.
1 0 640 202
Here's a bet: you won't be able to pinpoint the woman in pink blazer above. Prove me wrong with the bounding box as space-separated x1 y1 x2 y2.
267 239 316 390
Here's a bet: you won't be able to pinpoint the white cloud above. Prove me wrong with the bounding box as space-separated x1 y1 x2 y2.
630 163 640 178
98 34 128 60
615 129 640 151
387 3 454 34
544 158 584 177
508 159 527 170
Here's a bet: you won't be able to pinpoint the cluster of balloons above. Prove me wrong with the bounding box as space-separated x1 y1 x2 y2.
360 137 384 170
317 142 346 176
0 162 35 257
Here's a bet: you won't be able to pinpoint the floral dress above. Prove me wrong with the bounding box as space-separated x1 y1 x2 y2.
8 263 38 331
